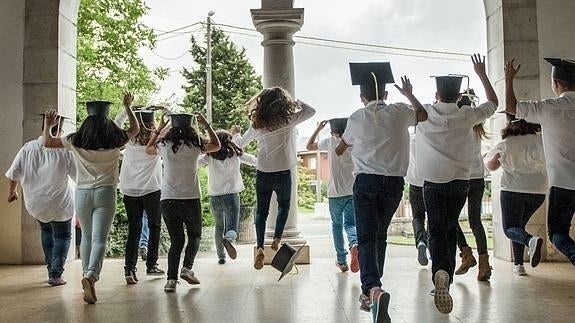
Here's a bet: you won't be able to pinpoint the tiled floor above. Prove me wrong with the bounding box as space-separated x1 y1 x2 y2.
0 216 574 323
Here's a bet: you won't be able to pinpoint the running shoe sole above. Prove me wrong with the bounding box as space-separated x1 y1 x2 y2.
530 237 543 268
434 270 453 314
222 239 237 260
417 244 429 266
81 277 97 304
371 290 391 323
350 245 360 273
180 274 200 285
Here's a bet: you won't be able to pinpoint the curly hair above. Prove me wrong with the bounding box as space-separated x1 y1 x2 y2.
208 130 243 161
68 116 129 150
133 121 155 146
501 119 541 139
249 87 298 131
160 126 205 153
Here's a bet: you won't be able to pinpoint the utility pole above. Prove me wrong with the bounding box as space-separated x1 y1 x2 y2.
206 11 215 123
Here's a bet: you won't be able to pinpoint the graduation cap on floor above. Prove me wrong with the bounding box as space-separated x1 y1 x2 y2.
350 62 395 100
170 113 193 129
545 57 575 83
271 242 305 281
329 118 348 135
86 101 112 117
432 74 468 98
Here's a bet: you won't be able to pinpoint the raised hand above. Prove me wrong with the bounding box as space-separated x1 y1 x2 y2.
504 59 521 81
196 114 209 127
394 76 414 97
319 120 328 129
123 91 134 108
158 112 169 131
472 54 487 77
44 109 60 128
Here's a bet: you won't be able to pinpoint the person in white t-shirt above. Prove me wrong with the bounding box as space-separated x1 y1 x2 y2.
336 62 428 321
5 114 75 287
236 87 316 270
115 106 165 284
453 89 492 281
198 130 257 265
416 55 498 314
146 113 220 293
43 93 140 304
306 118 358 274
485 113 547 275
505 57 575 266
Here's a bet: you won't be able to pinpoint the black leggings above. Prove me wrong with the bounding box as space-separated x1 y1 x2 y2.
161 199 202 280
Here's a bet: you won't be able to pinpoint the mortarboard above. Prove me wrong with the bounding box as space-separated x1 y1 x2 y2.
270 242 306 281
134 110 155 124
349 62 395 99
432 74 467 97
545 57 575 83
329 118 348 135
86 101 112 117
170 113 193 129
457 88 478 108
37 113 68 131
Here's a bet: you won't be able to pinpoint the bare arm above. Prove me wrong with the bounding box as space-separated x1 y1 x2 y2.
197 114 221 153
145 113 167 155
122 92 140 139
473 54 498 106
42 109 64 148
394 76 427 122
335 139 349 156
306 120 328 151
485 153 501 171
7 180 18 202
504 60 521 115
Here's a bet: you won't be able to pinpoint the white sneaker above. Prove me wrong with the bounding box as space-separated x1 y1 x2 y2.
164 279 178 292
180 267 200 285
513 265 527 276
433 270 453 314
528 236 543 268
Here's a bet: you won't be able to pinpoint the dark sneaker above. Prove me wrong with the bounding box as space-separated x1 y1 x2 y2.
139 246 148 261
358 293 371 312
48 277 67 286
218 258 226 265
350 244 359 273
147 265 165 276
370 287 391 323
81 276 97 304
528 236 543 268
222 238 237 260
417 242 429 266
434 270 453 314
335 261 349 273
164 279 178 292
125 267 138 285
180 267 200 285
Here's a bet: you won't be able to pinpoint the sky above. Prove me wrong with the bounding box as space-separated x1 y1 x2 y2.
140 0 488 137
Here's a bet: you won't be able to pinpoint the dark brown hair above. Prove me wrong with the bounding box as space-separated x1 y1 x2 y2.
68 116 129 150
160 126 205 153
208 130 243 161
249 87 298 131
132 121 155 146
501 120 541 139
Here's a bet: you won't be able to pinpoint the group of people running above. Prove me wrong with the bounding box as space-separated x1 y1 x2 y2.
6 52 575 323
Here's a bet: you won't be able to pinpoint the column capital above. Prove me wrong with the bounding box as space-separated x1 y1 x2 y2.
251 7 304 34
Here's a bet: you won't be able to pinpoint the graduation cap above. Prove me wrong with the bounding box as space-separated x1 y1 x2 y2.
350 62 395 99
86 101 112 117
432 74 468 99
545 57 575 83
457 88 478 108
37 113 68 132
329 118 348 135
134 110 155 124
170 113 193 129
270 242 305 281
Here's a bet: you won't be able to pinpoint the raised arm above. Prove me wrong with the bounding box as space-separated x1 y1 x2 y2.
335 139 349 156
473 54 499 106
290 100 316 126
43 109 64 148
197 114 221 153
504 60 521 115
123 92 140 139
145 112 168 155
485 152 501 171
306 120 328 151
394 76 427 122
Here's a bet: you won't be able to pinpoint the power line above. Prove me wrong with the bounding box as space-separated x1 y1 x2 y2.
150 49 190 61
155 21 202 37
156 26 204 42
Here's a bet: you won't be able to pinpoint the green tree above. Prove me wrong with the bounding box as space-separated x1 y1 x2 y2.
76 0 166 123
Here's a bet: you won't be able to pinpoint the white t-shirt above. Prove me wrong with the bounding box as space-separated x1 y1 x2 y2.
516 91 575 190
237 102 315 172
61 135 121 189
119 142 162 197
342 100 417 176
157 141 202 200
405 133 424 187
416 101 496 183
487 134 548 194
199 152 257 196
470 134 486 179
318 137 354 197
5 137 75 223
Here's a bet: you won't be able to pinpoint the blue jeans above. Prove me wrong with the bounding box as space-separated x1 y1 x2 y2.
500 190 545 265
548 186 575 265
329 196 357 265
75 186 117 281
456 178 488 255
210 193 241 259
255 170 292 249
39 220 72 278
424 180 469 284
353 174 404 295
140 211 149 248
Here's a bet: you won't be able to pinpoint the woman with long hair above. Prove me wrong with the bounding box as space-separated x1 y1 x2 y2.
146 113 220 292
115 106 165 284
199 130 256 264
485 115 547 275
43 92 140 304
236 87 316 270
454 91 493 281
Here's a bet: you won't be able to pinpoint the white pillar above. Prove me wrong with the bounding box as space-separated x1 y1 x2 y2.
251 1 309 262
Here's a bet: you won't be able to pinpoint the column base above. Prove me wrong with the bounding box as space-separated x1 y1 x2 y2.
253 244 310 265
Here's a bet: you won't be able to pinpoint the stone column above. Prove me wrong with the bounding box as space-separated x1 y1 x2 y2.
251 0 309 263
